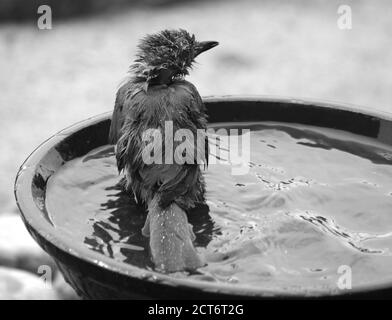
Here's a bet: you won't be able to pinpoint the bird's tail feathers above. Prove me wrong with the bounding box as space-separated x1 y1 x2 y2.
142 194 204 272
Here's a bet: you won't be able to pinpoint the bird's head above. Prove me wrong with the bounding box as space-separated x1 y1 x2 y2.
130 29 218 89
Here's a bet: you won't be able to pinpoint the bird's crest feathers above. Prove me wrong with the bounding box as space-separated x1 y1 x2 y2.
129 29 218 90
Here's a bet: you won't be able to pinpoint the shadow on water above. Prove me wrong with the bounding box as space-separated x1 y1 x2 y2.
211 122 392 166
84 182 152 269
273 124 392 166
84 180 219 269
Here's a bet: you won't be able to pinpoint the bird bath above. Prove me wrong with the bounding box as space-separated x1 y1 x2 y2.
14 96 392 299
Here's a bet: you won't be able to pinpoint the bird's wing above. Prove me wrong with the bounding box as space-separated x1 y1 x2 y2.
177 80 209 167
144 82 208 208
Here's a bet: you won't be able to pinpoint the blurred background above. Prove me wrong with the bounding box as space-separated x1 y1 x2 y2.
1 0 392 299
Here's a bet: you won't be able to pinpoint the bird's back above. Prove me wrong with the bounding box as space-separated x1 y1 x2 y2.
110 79 208 209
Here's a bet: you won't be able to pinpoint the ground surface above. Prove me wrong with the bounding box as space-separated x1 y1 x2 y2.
0 0 392 298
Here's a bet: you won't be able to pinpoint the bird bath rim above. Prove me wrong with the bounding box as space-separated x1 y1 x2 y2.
14 95 392 299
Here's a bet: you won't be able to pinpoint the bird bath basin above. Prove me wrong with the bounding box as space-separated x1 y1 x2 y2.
15 96 392 299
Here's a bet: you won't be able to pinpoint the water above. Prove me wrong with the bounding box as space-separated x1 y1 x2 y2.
46 122 392 293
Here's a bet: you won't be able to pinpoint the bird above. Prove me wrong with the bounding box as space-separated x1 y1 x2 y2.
109 29 218 272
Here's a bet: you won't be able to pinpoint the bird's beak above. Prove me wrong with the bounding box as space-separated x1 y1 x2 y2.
195 41 219 56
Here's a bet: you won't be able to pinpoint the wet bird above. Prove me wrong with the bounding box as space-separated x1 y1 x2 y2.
109 29 218 272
